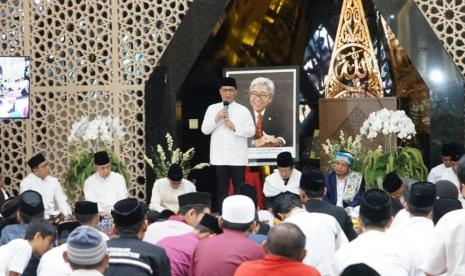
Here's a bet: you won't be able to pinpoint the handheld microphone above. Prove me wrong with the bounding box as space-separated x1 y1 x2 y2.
223 101 229 120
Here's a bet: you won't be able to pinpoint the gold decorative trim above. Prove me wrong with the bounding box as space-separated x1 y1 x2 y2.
325 0 384 98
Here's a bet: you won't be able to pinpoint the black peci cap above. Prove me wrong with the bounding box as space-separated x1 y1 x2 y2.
382 172 403 193
94 151 110 166
219 77 237 89
167 164 183 181
75 201 98 215
27 153 46 170
408 182 436 208
277 152 293 167
178 192 211 208
112 198 146 227
199 213 222 234
19 190 45 216
360 189 392 222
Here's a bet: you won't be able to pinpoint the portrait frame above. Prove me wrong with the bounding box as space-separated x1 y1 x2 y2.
224 66 299 165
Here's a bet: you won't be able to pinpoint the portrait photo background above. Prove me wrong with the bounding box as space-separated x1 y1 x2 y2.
225 67 298 165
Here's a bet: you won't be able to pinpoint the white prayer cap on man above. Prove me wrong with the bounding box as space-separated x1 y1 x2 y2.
222 195 255 224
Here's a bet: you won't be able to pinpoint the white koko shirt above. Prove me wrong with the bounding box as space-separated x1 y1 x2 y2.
0 239 33 276
201 101 255 166
439 167 460 190
83 172 128 213
285 208 348 276
37 244 71 276
20 173 72 217
389 216 434 276
428 163 447 183
335 230 413 276
149 177 196 213
423 209 465 275
263 168 301 197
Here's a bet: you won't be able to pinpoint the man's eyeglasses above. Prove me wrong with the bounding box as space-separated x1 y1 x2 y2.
250 92 270 100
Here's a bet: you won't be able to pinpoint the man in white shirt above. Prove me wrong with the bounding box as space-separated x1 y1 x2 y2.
389 182 436 276
83 151 128 214
20 153 71 218
0 219 55 276
438 146 464 190
272 192 348 276
428 143 454 183
149 163 196 213
263 151 301 209
144 192 211 245
382 171 415 215
38 201 109 276
423 155 465 276
37 221 80 276
335 189 413 276
201 77 255 210
74 201 110 240
63 226 109 276
0 190 45 245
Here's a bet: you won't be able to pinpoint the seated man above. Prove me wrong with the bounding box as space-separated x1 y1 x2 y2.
84 151 128 214
20 153 71 218
300 168 357 241
64 226 109 276
235 223 320 276
1 190 45 245
273 192 347 276
439 146 464 190
144 192 212 245
106 198 170 276
263 152 301 209
0 219 55 276
37 221 80 276
149 163 196 213
389 182 436 276
382 171 415 216
0 197 20 233
324 151 365 208
335 189 413 275
191 195 265 276
428 143 454 183
157 213 222 276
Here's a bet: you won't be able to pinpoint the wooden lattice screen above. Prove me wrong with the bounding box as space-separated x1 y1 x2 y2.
0 0 191 199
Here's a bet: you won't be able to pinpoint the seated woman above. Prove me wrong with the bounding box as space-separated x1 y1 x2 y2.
323 151 365 208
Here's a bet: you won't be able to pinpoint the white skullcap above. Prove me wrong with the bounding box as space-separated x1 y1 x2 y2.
222 195 255 224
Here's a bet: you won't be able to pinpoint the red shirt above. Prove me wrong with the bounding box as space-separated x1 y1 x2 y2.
190 229 265 276
234 255 321 276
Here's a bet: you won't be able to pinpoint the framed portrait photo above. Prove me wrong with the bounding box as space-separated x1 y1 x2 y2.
225 66 299 165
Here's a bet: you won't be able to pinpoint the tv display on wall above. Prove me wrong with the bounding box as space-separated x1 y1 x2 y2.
0 56 30 119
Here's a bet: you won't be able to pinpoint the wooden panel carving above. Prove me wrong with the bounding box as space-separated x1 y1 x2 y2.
0 0 191 199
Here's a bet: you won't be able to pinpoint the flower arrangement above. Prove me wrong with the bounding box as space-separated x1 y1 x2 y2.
64 115 129 205
68 115 126 150
145 133 210 179
360 109 427 189
322 130 365 172
360 108 416 140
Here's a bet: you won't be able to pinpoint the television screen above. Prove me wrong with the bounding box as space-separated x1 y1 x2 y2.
0 56 30 119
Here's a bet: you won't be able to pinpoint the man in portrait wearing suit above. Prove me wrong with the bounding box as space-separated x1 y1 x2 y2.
248 77 291 148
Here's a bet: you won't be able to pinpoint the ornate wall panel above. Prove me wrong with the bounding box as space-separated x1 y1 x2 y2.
414 0 465 74
0 0 191 199
119 0 190 85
